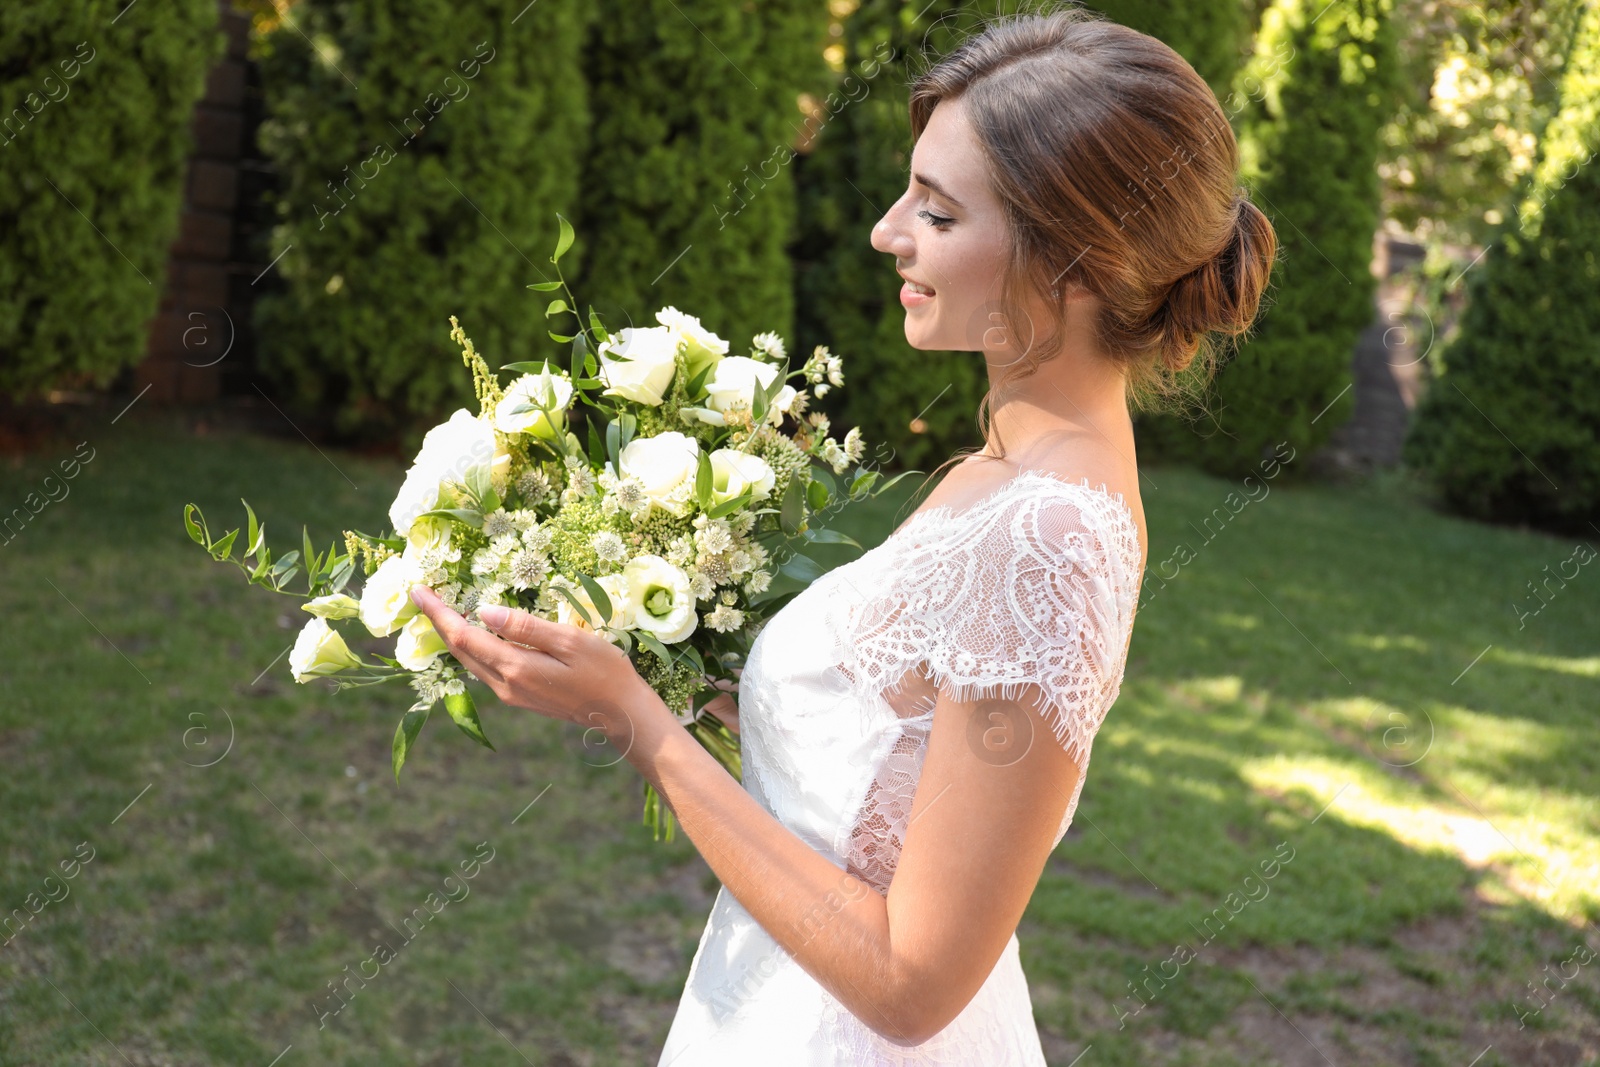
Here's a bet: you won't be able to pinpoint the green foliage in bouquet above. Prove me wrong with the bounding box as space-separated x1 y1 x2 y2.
1135 0 1403 475
186 215 915 844
573 0 831 356
1404 0 1600 532
0 0 223 397
250 0 593 436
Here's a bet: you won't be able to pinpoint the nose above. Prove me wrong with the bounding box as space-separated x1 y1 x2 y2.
871 200 914 258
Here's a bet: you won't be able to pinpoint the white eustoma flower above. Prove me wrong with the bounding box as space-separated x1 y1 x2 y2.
708 448 776 505
301 593 360 619
395 613 448 672
389 409 500 538
622 554 697 643
681 356 796 427
494 366 573 440
596 326 680 406
617 431 700 517
555 574 632 644
289 617 364 682
359 554 423 637
656 306 728 381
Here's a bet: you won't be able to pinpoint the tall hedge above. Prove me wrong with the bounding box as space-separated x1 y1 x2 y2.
794 0 1253 473
0 0 222 398
1404 0 1600 531
573 0 831 352
1138 0 1401 474
252 1 593 437
793 0 995 474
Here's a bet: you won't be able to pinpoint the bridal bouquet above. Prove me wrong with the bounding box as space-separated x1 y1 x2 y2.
184 215 906 839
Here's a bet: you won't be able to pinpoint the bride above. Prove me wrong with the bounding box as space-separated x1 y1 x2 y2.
410 6 1275 1063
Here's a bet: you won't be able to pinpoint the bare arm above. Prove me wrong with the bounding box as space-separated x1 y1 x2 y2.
627 681 1082 1045
411 588 1082 1045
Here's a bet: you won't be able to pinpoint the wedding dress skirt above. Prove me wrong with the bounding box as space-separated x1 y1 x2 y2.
658 473 1144 1066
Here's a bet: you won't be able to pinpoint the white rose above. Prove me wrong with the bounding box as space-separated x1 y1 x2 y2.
622 554 697 643
555 574 632 644
301 593 360 619
596 326 680 406
618 431 701 517
681 356 796 428
289 617 364 682
389 409 500 538
708 448 776 505
656 306 727 382
359 554 423 637
494 366 574 440
403 515 453 556
395 613 448 672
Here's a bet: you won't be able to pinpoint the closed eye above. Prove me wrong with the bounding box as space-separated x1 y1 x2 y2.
916 208 955 230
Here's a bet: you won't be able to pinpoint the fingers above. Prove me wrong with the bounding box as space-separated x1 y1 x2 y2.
479 603 564 655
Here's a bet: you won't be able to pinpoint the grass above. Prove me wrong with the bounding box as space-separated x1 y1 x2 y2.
0 403 1596 1066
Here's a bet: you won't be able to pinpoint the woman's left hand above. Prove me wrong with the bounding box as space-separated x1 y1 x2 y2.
408 586 662 743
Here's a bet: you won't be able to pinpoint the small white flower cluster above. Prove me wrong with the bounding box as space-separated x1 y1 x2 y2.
560 453 595 505
596 465 653 524
681 509 771 628
409 660 466 709
750 331 786 362
443 507 555 615
818 425 866 475
801 344 845 398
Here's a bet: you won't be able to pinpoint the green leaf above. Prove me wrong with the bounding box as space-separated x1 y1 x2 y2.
269 550 301 578
705 489 753 519
302 526 318 585
685 359 715 399
606 419 621 478
695 450 713 509
545 298 570 319
553 213 575 263
444 689 495 751
210 528 239 561
392 704 431 783
570 334 588 383
632 628 677 669
806 477 829 513
501 360 559 376
415 507 484 528
574 572 613 626
329 555 356 593
587 306 608 346
527 280 564 291
800 526 864 550
549 331 575 344
778 552 824 584
779 473 806 535
242 500 261 558
849 469 881 497
183 504 206 545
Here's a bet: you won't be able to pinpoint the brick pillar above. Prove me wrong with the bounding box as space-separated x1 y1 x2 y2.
135 1 250 402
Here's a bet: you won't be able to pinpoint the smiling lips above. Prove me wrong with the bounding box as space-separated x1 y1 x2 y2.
899 272 935 309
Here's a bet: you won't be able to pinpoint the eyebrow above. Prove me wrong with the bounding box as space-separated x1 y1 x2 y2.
913 171 965 210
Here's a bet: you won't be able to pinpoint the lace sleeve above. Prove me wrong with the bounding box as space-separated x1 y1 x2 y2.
837 482 1142 891
851 484 1141 768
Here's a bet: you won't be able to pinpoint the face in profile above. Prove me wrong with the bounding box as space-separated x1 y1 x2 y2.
871 95 1022 355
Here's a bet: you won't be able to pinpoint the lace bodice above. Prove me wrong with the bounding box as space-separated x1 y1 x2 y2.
658 472 1144 1065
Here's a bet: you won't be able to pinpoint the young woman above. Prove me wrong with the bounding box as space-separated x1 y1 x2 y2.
410 7 1275 1063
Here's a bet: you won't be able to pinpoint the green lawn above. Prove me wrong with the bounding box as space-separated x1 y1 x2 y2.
1 404 1596 1066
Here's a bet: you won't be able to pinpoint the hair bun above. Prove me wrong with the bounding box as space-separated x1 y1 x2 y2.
1153 194 1276 373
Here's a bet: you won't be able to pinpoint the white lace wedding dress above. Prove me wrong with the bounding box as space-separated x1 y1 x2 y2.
657 472 1144 1066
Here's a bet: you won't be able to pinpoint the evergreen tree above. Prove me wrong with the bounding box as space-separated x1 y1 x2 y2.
1404 0 1600 530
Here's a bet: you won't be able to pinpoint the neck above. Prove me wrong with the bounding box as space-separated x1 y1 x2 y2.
977 313 1134 469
